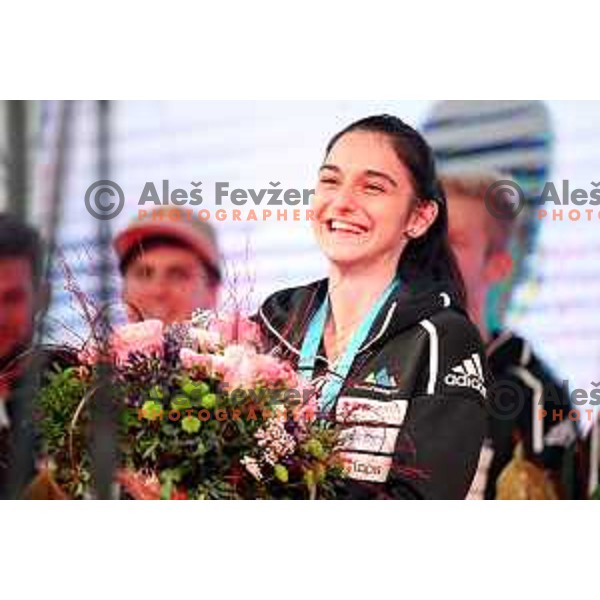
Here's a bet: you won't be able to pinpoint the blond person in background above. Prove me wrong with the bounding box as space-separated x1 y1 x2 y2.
442 172 576 499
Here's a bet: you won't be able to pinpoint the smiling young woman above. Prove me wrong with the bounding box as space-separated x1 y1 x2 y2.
257 115 488 499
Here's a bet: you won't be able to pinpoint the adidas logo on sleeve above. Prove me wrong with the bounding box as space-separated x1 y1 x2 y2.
444 353 486 398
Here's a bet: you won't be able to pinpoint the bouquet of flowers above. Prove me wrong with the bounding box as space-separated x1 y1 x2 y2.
33 311 344 499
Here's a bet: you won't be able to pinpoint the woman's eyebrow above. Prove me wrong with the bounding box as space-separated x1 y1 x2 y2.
320 164 398 188
364 169 398 188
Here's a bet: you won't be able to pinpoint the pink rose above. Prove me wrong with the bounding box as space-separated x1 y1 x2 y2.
220 345 259 389
253 354 299 388
112 320 164 365
211 313 261 347
180 348 214 371
216 346 300 390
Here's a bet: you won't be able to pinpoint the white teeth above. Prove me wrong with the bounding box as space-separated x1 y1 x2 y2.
330 220 365 234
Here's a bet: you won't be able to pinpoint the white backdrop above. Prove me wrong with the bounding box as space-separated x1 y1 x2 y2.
32 101 600 407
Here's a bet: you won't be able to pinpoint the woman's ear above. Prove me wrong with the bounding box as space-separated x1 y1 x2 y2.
405 200 439 239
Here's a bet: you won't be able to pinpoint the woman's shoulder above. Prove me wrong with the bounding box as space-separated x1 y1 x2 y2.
423 305 484 348
258 278 327 321
412 307 489 399
254 279 327 354
394 277 480 346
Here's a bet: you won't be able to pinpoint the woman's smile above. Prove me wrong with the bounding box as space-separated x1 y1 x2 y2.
323 217 370 243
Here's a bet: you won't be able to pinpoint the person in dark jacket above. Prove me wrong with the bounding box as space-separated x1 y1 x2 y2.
257 115 488 499
0 213 46 498
441 172 576 499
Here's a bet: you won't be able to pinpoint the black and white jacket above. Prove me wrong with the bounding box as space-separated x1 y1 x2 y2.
479 331 577 499
257 277 488 499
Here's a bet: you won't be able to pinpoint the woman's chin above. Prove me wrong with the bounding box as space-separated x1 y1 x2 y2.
318 235 370 256
322 251 371 269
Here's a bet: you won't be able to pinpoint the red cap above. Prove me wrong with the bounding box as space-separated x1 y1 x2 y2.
113 213 221 280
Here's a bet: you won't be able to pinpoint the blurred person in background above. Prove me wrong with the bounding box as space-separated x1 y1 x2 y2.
0 213 46 497
422 101 553 332
442 173 576 499
0 214 42 379
113 212 222 324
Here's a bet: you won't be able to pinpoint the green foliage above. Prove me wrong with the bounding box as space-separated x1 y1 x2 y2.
36 367 85 455
35 355 345 500
35 367 90 497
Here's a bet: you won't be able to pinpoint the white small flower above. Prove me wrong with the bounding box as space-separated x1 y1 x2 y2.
191 309 215 329
241 456 263 481
191 327 222 351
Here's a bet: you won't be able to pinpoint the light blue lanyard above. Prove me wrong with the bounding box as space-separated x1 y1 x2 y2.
299 279 399 412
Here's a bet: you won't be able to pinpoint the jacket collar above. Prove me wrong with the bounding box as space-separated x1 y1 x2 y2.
258 276 466 358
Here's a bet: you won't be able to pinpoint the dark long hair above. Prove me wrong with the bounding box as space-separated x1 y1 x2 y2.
325 114 466 307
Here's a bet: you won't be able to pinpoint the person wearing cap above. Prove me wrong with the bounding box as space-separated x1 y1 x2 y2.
256 115 488 499
113 211 222 324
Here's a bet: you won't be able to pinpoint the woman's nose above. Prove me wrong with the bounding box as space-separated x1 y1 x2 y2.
328 186 359 213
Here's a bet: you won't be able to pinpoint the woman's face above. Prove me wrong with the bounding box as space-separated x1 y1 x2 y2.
313 131 419 270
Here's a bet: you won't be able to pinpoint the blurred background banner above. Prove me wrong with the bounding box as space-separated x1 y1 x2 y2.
1 100 598 407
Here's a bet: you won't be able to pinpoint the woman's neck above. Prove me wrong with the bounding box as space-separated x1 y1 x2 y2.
324 258 398 361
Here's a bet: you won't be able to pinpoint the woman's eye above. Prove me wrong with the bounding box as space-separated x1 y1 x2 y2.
319 177 339 186
364 183 385 193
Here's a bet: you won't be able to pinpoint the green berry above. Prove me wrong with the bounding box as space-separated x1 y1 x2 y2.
141 400 163 421
182 416 201 434
182 380 210 399
201 393 217 410
305 439 325 460
274 464 289 483
171 395 192 410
